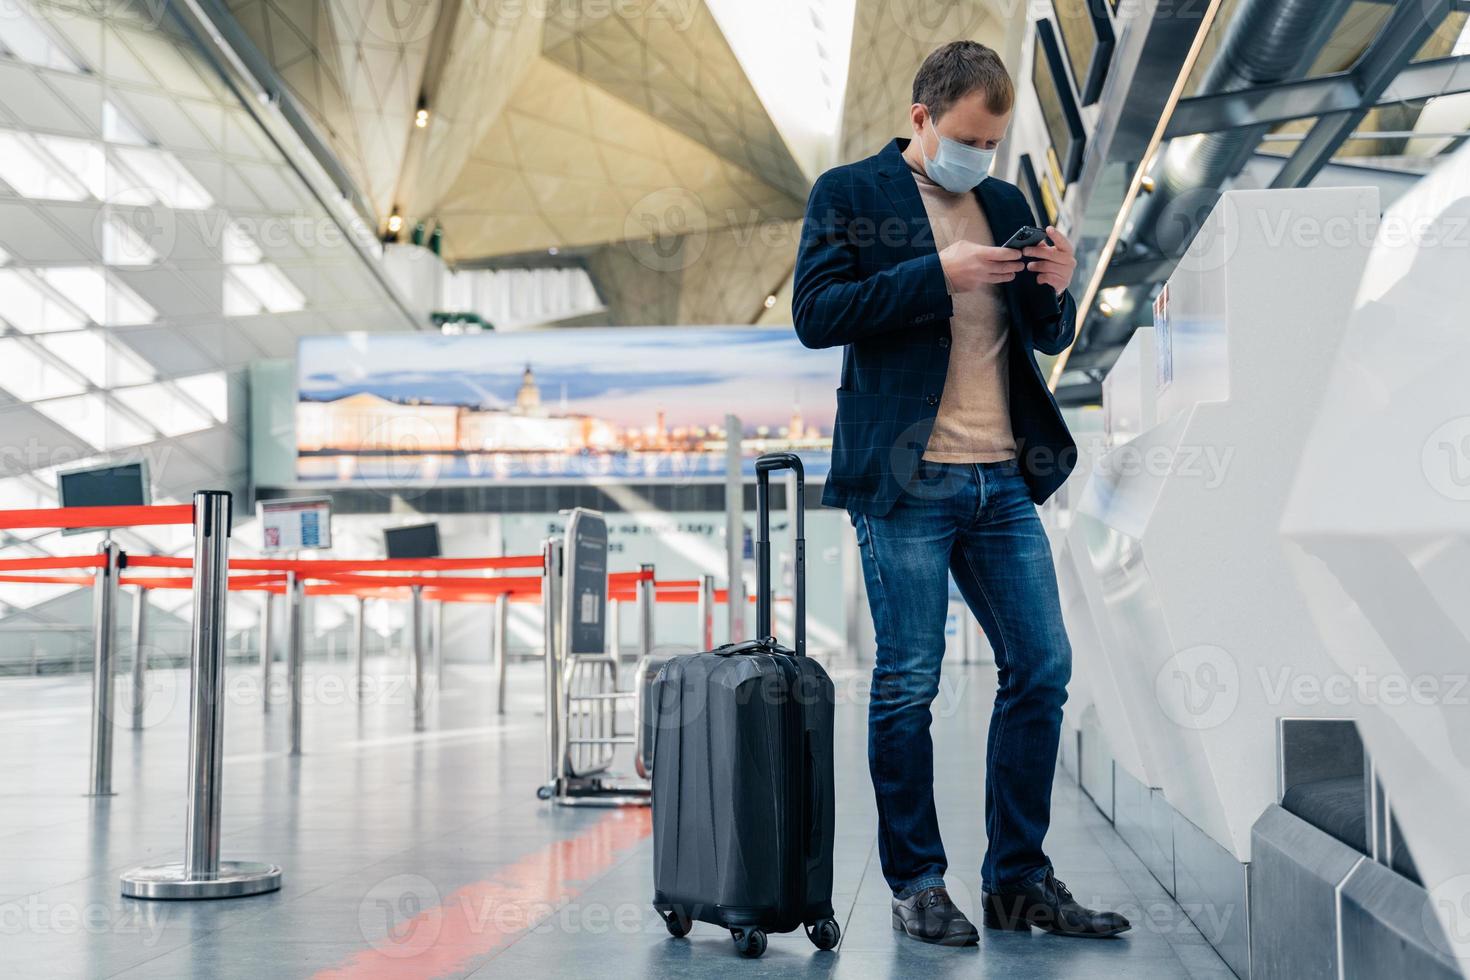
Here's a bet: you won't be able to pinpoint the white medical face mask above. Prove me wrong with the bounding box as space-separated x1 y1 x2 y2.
921 113 995 193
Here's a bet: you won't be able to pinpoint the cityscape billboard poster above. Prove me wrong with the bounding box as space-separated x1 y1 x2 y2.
295 328 840 485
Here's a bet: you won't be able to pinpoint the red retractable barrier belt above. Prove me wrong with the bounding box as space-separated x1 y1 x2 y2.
0 555 108 571
125 555 543 573
0 573 93 586
0 504 194 530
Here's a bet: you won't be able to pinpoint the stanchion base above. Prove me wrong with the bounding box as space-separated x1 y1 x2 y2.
120 861 282 900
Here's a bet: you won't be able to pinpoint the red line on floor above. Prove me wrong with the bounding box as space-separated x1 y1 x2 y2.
313 807 652 980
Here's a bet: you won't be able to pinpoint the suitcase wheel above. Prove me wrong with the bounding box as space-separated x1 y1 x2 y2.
807 917 841 951
659 907 691 938
731 927 767 958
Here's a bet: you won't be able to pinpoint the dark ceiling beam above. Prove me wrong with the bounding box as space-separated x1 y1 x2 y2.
1165 55 1470 139
1055 380 1104 408
1358 0 1470 7
1100 254 1178 289
1270 0 1456 188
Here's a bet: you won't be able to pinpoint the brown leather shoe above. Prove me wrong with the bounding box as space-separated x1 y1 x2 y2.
891 886 980 946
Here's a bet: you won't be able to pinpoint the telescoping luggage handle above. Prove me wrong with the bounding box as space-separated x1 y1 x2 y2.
755 452 804 657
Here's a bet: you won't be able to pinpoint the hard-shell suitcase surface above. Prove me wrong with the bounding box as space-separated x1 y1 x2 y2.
650 453 839 958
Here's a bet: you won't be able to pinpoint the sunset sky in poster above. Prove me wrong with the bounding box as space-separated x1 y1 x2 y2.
298 327 841 432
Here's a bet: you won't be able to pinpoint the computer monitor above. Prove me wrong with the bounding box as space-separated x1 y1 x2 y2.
57 462 150 534
384 523 440 559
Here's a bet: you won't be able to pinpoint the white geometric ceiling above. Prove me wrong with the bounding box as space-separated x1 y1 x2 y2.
225 0 434 223
0 0 414 623
218 0 1026 326
839 0 1010 163
228 0 820 325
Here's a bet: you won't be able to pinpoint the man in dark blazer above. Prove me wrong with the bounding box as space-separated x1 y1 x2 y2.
794 40 1129 946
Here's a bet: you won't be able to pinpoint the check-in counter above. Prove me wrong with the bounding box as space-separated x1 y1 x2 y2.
1061 331 1161 812
1071 186 1380 975
1281 145 1470 971
1044 407 1105 796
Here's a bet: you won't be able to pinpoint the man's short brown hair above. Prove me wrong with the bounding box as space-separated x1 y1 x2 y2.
912 40 1014 119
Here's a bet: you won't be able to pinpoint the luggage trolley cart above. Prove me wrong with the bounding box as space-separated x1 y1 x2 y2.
538 508 666 806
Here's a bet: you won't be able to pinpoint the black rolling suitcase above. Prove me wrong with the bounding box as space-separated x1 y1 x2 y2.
650 452 839 959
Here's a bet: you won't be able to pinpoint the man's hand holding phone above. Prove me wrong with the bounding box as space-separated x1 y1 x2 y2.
1019 225 1076 295
938 240 1025 292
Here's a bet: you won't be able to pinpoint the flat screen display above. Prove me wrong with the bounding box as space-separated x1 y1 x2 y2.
58 462 148 508
385 523 441 559
1032 18 1086 185
1052 0 1115 106
1016 154 1050 226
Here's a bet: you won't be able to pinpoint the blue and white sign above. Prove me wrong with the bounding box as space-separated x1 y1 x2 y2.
1154 283 1173 392
257 497 333 553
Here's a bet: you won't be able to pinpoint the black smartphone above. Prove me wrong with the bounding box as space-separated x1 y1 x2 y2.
1001 225 1051 250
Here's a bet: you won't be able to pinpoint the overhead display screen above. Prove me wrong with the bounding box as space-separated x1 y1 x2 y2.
295 327 839 485
1052 0 1115 106
384 523 441 559
59 462 149 509
1032 18 1087 185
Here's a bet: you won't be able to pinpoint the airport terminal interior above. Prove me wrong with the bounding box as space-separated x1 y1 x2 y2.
1 0 1468 977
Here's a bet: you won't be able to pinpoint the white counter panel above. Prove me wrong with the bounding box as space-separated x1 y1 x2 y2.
1282 145 1470 966
1076 186 1380 860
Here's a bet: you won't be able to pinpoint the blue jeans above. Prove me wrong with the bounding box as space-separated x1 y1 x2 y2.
852 459 1072 897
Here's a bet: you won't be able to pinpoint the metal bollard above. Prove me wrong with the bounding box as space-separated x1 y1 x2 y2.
120 491 282 899
697 574 715 650
286 572 304 756
130 587 148 731
724 412 743 644
353 595 366 696
960 606 975 665
87 538 121 796
636 563 655 659
260 592 273 713
494 592 509 716
541 538 563 795
732 578 746 640
434 597 444 690
606 599 620 659
411 585 425 732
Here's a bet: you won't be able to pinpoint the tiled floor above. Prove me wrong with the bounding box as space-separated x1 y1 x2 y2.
0 654 1233 979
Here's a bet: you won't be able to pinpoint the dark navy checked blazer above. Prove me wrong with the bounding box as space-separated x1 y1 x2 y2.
793 138 1079 517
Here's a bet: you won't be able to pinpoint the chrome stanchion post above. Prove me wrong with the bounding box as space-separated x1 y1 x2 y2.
724 413 744 643
494 591 509 716
121 491 281 899
286 572 304 756
636 563 655 659
606 599 620 659
434 594 444 690
961 606 975 665
259 592 272 713
87 538 121 796
698 574 715 650
411 585 425 732
130 587 148 731
539 538 563 798
735 577 749 638
353 595 366 696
